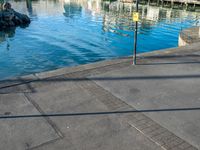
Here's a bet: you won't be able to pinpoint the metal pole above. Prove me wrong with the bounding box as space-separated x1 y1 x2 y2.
133 0 139 65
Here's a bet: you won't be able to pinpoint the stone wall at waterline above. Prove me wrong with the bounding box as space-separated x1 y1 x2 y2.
179 27 200 47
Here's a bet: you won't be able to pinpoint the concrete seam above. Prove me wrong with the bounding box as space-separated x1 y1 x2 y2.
27 137 61 150
128 122 167 150
46 60 130 79
23 93 64 149
24 93 64 138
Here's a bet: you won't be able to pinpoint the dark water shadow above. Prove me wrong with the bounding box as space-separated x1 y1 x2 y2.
0 28 16 50
0 28 15 43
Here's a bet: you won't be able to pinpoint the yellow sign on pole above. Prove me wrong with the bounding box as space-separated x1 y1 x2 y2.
133 12 139 22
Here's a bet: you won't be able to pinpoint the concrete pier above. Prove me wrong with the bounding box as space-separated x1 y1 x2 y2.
1 42 200 149
179 27 200 46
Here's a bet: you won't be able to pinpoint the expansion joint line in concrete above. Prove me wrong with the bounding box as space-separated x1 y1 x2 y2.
128 123 167 150
23 93 64 150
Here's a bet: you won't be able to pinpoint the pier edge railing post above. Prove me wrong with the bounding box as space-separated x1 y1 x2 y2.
133 0 139 65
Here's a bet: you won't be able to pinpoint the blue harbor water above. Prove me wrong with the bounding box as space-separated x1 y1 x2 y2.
0 0 200 79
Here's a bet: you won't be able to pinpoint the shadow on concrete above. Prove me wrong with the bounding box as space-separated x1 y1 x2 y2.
1 74 200 91
142 54 200 59
2 74 200 83
138 61 200 65
136 54 200 65
1 107 200 120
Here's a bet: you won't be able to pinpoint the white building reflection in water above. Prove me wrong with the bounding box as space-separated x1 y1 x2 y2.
103 1 200 26
87 0 101 14
7 0 200 25
146 6 160 21
1 0 200 44
63 0 82 17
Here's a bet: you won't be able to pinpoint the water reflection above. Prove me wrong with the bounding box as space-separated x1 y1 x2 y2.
1 0 200 44
61 0 200 36
63 0 82 17
0 28 15 50
0 0 200 80
26 0 33 15
102 1 200 31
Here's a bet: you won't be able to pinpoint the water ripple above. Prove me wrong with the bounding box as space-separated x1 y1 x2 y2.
0 0 200 79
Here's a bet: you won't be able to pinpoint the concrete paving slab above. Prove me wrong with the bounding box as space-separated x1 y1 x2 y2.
25 77 164 150
33 115 163 150
91 57 200 149
65 116 162 150
0 93 60 150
